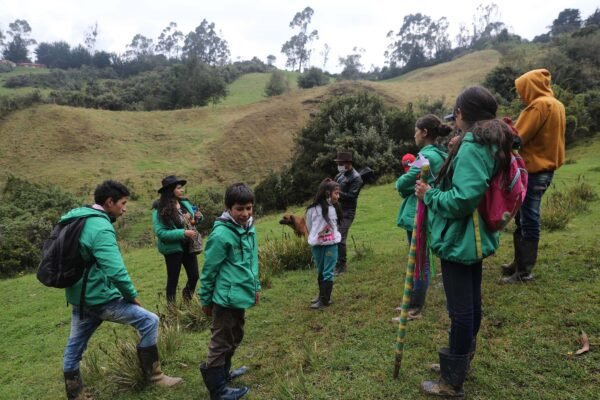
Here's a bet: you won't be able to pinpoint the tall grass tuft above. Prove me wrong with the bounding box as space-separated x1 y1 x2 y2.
81 320 183 394
541 179 597 231
350 235 374 261
259 233 313 288
156 296 211 332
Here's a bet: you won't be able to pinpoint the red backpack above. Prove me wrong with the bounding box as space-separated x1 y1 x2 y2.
478 150 528 231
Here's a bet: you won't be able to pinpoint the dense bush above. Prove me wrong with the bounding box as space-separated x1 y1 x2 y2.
0 176 80 278
255 91 422 212
189 187 226 236
297 67 329 88
264 70 289 97
0 91 44 118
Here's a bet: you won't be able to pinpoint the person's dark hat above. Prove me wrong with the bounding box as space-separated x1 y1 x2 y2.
158 175 187 193
334 151 353 163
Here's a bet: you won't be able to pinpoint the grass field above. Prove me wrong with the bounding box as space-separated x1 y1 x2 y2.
0 134 598 399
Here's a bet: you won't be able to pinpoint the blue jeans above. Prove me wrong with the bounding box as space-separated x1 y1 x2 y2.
312 245 338 282
441 259 482 355
63 298 159 372
516 171 554 241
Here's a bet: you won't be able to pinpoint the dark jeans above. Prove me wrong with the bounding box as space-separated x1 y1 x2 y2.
337 206 356 269
441 259 482 355
164 251 199 302
515 171 554 241
206 304 246 368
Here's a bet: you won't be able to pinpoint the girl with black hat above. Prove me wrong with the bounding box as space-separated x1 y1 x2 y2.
152 175 203 304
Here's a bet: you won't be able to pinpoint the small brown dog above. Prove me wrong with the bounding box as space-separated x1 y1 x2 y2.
279 213 308 237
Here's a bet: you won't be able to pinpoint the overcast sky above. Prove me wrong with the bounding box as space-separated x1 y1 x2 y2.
1 0 598 71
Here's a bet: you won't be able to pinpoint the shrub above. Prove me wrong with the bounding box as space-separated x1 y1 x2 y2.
0 176 79 277
541 180 597 231
189 187 225 236
265 70 289 97
297 67 329 88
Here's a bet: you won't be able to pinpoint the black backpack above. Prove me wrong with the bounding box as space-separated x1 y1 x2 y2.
37 215 99 313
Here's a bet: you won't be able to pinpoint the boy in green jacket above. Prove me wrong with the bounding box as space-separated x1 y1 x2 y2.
199 183 260 400
62 181 181 400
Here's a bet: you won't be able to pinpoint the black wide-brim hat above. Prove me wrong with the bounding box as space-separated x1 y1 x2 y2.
334 151 353 163
158 175 187 193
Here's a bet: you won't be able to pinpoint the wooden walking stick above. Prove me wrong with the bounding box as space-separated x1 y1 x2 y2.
393 163 430 378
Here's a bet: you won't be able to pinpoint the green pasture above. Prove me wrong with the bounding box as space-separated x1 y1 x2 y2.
1 136 598 399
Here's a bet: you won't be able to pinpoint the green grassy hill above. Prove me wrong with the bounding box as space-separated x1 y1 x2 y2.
0 134 598 399
0 50 500 198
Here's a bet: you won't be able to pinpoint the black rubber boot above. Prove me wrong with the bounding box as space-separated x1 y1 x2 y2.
182 286 193 302
64 369 90 400
224 356 249 382
501 231 522 276
311 280 333 309
421 349 469 397
311 274 323 304
501 238 538 284
200 363 249 400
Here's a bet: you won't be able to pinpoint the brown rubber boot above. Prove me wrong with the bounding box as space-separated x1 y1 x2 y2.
137 345 182 387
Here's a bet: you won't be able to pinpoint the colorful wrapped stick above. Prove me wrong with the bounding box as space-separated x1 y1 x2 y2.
393 160 430 378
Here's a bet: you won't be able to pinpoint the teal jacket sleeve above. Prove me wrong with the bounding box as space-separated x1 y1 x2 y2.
395 166 421 198
92 227 138 300
424 142 492 219
199 229 228 306
152 209 185 242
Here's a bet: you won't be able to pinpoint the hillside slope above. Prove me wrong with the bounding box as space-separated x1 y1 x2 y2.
0 50 500 196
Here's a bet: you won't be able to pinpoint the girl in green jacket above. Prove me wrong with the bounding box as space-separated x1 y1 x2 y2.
152 175 203 304
395 114 450 320
416 87 514 397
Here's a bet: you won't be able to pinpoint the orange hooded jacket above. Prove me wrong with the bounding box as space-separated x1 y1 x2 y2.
514 69 566 173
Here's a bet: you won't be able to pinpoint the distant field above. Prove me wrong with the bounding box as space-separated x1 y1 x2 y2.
0 50 500 199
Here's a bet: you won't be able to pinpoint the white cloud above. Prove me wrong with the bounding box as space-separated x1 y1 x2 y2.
1 0 598 71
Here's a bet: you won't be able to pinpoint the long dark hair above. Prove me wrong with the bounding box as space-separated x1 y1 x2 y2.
416 114 453 138
436 86 511 185
157 185 183 228
307 178 342 226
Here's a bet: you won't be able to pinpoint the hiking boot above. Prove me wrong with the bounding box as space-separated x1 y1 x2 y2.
200 362 249 400
137 345 182 387
64 369 93 400
421 349 469 398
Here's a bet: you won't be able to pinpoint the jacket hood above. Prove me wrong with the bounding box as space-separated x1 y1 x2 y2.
216 210 254 232
515 69 553 105
421 144 448 159
59 206 112 224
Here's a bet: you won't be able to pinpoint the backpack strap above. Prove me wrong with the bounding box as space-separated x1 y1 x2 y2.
79 265 92 319
472 211 482 260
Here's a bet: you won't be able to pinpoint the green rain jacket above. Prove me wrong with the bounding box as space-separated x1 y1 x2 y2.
152 199 201 255
396 145 447 231
61 206 138 306
424 133 499 265
199 212 260 309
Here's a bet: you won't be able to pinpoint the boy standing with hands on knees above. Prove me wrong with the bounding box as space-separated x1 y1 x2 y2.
199 183 259 400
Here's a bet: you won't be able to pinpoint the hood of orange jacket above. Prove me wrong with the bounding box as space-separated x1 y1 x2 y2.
515 69 553 105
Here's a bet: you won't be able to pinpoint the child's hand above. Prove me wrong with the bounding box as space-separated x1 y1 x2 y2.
195 210 203 220
415 181 431 200
184 230 198 239
202 305 213 317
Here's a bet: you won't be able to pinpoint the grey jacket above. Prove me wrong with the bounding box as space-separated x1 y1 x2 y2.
334 168 363 209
